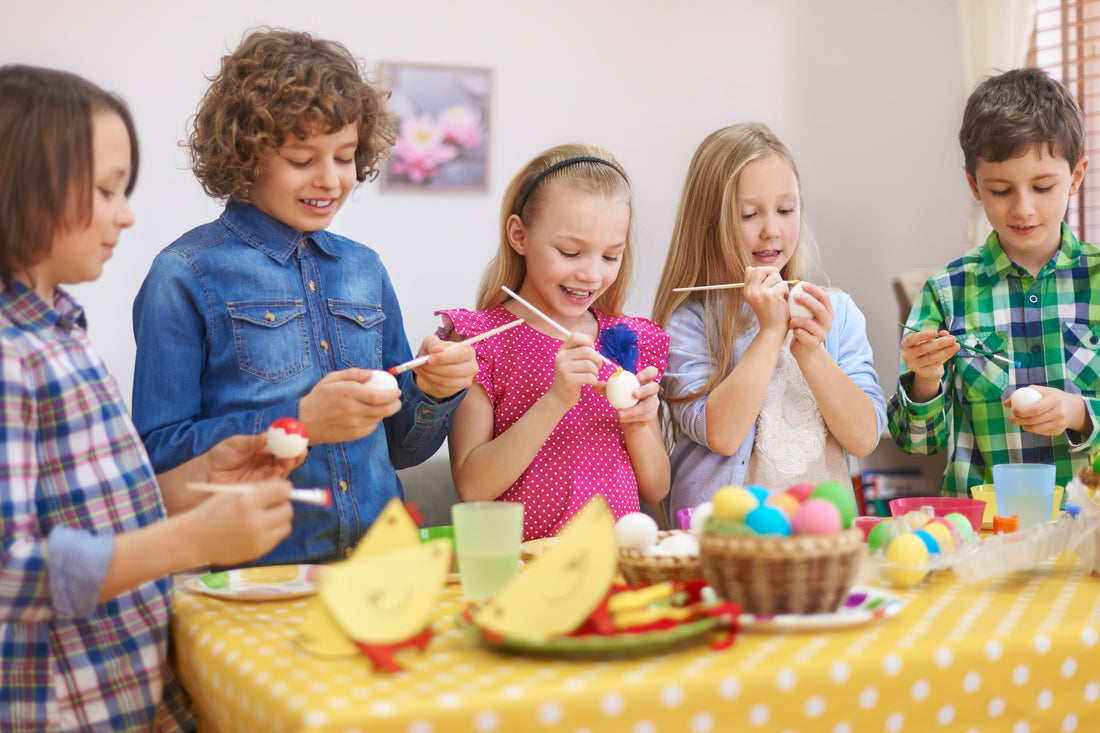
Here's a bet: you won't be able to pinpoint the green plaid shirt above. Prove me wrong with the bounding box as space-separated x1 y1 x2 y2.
888 223 1100 497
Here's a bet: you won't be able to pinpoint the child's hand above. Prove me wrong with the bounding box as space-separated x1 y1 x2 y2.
1003 386 1092 436
742 266 789 334
412 334 479 400
788 282 833 356
206 434 304 482
900 328 959 381
299 369 402 444
608 365 660 429
193 479 294 567
547 332 602 409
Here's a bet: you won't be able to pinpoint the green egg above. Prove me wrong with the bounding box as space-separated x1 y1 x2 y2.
943 512 975 539
810 480 857 529
1092 451 1100 473
867 519 899 551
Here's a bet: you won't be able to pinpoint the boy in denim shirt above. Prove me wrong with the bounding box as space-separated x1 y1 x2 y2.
889 67 1098 495
132 30 476 564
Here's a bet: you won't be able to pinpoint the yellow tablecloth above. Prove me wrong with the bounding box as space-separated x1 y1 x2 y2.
173 555 1100 732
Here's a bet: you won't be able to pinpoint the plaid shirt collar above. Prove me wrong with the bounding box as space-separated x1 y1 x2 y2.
978 222 1083 285
2 281 85 334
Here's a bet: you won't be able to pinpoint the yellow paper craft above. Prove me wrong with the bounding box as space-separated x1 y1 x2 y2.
474 497 617 639
320 538 452 645
294 602 360 659
348 498 420 561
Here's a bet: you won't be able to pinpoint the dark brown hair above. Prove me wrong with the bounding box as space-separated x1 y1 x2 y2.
960 67 1084 178
0 65 139 292
189 29 396 201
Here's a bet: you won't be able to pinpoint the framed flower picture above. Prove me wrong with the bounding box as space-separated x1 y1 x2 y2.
380 62 491 191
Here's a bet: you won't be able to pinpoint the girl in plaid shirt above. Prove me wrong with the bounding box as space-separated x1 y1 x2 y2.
0 65 297 732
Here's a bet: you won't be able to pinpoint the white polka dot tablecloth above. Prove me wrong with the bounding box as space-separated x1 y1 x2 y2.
172 554 1100 732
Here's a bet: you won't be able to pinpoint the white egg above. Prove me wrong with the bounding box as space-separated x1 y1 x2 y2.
1010 386 1043 410
365 369 399 391
789 281 813 320
605 369 641 409
266 426 309 459
651 532 700 558
689 501 714 537
614 512 659 551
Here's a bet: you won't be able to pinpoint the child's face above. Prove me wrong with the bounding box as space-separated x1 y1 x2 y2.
32 109 134 300
737 154 801 272
507 180 629 326
966 144 1088 272
250 123 359 233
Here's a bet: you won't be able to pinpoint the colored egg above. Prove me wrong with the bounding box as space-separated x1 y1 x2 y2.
921 522 954 553
912 529 940 555
809 481 857 528
785 483 815 503
744 505 792 536
943 512 975 540
791 498 842 535
928 517 963 549
868 519 900 551
765 491 801 519
746 485 771 505
885 533 930 587
711 486 759 522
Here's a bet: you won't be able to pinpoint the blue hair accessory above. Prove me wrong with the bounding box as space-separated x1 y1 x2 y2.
599 324 640 373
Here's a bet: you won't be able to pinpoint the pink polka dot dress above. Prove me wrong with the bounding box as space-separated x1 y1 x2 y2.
438 305 670 541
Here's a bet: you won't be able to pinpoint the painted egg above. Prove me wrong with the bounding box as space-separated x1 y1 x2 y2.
689 501 714 536
788 281 813 319
365 369 399 391
885 533 930 587
614 512 659 552
266 418 309 459
765 491 801 519
785 482 815 503
746 485 771 505
943 512 975 540
868 519 900 551
921 522 955 553
913 529 941 555
711 486 759 522
809 481 857 528
790 498 842 535
1010 386 1042 410
605 369 641 409
744 505 792 536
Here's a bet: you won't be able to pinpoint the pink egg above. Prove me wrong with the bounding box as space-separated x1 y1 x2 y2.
785 483 815 503
791 498 843 535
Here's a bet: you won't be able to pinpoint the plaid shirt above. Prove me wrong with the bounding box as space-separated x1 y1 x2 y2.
888 224 1100 497
0 283 193 731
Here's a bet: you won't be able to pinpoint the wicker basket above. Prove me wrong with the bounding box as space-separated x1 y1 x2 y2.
699 528 865 615
618 530 704 586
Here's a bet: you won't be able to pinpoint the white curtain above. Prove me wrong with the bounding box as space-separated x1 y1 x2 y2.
957 0 1040 251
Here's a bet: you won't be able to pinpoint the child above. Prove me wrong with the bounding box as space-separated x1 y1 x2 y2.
889 67 1097 495
440 144 670 540
131 30 477 564
654 123 886 519
0 64 296 732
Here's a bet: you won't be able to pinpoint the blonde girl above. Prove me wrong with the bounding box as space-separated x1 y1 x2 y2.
653 123 885 519
441 144 670 540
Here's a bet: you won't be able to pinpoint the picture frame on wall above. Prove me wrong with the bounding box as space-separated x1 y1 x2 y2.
379 62 491 191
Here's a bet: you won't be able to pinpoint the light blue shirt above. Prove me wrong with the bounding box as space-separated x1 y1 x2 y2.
663 292 886 519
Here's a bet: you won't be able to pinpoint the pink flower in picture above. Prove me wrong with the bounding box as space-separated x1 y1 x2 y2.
389 115 459 183
437 104 483 150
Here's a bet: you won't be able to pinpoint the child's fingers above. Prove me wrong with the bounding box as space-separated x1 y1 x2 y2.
634 365 660 386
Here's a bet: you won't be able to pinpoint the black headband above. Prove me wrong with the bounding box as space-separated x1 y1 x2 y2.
516 156 628 217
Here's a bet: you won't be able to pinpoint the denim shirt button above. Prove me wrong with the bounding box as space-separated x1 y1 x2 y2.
357 314 365 324
344 546 353 558
264 311 275 322
338 480 348 492
299 240 306 249
309 280 316 292
321 340 330 351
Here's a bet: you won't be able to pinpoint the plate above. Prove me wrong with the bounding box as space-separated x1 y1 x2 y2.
182 564 319 601
737 586 903 632
456 609 727 658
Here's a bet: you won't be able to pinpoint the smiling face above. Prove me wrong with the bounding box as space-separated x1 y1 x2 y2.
966 144 1088 274
250 122 359 233
27 109 134 301
737 153 801 272
507 180 630 331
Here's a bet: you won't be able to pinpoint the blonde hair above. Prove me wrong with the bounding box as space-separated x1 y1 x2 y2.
653 122 815 403
475 143 635 314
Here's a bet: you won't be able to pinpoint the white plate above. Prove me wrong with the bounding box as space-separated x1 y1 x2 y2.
737 586 904 632
183 564 319 601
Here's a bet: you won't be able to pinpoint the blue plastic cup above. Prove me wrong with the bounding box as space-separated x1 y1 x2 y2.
992 463 1056 529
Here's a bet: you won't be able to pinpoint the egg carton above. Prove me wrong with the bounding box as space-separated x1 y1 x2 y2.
938 519 1079 583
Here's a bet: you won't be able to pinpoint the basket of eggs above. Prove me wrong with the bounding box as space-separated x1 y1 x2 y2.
614 513 703 586
696 482 864 616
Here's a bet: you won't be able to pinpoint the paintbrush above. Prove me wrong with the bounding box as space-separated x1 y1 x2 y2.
672 279 799 292
500 286 621 370
898 322 1020 367
187 482 332 507
386 318 524 375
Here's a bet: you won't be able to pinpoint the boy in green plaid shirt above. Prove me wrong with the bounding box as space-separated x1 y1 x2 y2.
888 67 1098 497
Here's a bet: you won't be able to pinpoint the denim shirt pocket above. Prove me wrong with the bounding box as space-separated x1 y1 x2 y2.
957 330 1009 404
1063 323 1100 392
227 300 311 381
328 299 385 369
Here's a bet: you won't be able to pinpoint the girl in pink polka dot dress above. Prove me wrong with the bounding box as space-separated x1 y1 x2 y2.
439 144 671 541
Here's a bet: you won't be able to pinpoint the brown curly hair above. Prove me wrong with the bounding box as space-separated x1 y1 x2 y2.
189 29 396 201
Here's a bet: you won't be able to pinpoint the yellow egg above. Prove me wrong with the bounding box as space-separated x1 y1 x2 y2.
711 486 759 522
885 533 930 587
922 522 954 554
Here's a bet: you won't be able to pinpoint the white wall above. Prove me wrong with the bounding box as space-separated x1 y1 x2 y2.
3 1 971 445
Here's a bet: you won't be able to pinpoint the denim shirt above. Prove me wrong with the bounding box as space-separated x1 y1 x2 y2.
132 202 461 564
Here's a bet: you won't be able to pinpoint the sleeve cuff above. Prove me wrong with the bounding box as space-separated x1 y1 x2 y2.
897 372 946 418
47 526 115 619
